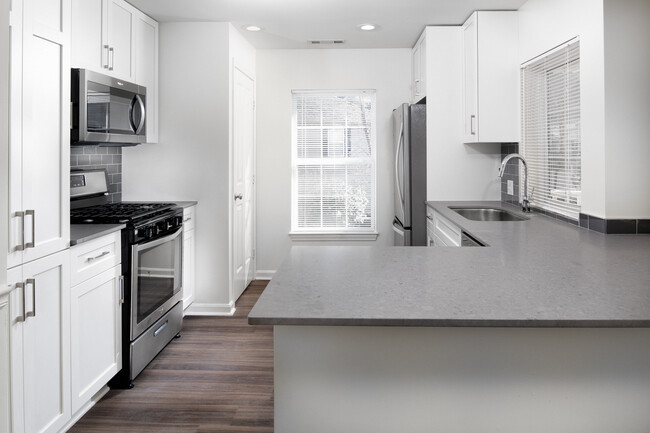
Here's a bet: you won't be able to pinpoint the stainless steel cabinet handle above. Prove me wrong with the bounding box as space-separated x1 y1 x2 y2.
183 217 192 222
15 211 25 251
25 210 35 249
119 275 125 304
87 251 110 262
25 278 35 318
16 282 26 322
108 47 114 71
103 45 110 69
470 114 476 135
234 194 243 200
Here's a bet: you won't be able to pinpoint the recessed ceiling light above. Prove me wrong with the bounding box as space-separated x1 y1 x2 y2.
359 24 376 31
244 25 262 32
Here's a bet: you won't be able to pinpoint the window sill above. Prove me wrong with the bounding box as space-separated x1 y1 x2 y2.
289 232 379 241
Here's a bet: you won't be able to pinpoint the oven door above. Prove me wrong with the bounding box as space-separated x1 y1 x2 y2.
130 227 183 340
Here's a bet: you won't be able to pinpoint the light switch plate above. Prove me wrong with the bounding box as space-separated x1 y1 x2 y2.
507 180 514 195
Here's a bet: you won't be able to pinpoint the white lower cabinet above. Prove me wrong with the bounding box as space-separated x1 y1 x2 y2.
182 205 196 312
68 232 122 419
0 293 11 433
70 264 122 413
427 207 461 247
8 250 71 433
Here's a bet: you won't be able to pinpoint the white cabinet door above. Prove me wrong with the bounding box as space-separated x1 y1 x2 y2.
432 210 461 247
0 293 10 433
9 250 71 433
182 206 196 311
462 11 519 144
134 14 158 143
8 0 70 269
71 0 104 71
462 13 478 143
70 265 122 413
105 0 134 80
412 32 426 103
182 227 195 311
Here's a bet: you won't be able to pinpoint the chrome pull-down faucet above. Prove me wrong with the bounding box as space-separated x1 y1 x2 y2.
498 153 530 213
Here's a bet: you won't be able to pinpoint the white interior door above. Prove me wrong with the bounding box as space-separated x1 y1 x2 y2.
232 67 255 302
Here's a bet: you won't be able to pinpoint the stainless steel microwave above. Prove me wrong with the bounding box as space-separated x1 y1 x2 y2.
71 68 146 146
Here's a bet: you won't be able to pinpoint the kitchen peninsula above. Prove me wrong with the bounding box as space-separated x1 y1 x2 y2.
249 202 650 433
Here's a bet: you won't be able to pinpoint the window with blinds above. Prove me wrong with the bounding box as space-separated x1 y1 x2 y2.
291 91 376 234
521 40 581 220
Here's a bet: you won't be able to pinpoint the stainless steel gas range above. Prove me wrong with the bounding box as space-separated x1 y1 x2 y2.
71 169 183 388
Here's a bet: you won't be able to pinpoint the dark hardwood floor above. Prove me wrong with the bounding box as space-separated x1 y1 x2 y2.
69 280 273 433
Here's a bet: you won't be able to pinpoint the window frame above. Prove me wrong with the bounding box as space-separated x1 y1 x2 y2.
289 90 378 240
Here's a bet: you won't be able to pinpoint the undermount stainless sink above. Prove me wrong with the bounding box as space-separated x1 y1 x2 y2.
449 207 529 222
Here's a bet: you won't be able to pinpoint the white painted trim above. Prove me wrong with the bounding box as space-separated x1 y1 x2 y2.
255 270 275 280
184 301 236 316
289 232 379 241
61 386 110 432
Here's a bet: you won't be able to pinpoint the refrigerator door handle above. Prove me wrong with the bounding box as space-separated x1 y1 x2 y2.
394 122 404 213
392 218 405 236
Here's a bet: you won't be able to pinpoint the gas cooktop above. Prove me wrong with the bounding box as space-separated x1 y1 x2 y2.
71 202 177 224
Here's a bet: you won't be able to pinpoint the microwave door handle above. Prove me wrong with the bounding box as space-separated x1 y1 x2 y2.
128 96 137 132
132 94 146 135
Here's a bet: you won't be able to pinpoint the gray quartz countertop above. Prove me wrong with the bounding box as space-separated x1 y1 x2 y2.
248 201 650 327
70 224 125 246
175 201 198 209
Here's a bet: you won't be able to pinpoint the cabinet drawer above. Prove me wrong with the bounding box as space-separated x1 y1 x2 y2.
183 206 196 231
71 231 121 286
433 211 461 247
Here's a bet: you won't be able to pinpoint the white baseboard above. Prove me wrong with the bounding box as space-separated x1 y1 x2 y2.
61 386 110 432
184 301 236 316
255 270 275 280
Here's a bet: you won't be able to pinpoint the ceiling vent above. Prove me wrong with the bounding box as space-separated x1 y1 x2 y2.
309 40 345 45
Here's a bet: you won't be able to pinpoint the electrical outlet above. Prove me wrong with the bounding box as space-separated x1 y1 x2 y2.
507 180 514 195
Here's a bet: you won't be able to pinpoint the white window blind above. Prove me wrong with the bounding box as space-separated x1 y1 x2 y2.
521 40 581 220
291 91 376 234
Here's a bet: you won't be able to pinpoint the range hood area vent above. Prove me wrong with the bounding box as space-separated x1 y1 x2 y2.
310 39 345 45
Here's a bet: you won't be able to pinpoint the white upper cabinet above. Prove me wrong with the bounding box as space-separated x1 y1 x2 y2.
70 0 103 71
105 0 134 80
412 31 426 103
134 13 159 143
8 0 70 270
462 11 519 143
71 0 133 80
71 0 159 142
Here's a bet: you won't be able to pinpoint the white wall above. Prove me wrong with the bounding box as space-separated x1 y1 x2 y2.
425 26 502 202
123 22 255 312
519 0 607 218
603 0 650 218
255 49 411 275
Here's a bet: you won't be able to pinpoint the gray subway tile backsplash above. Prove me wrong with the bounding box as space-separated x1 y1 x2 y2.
70 145 122 203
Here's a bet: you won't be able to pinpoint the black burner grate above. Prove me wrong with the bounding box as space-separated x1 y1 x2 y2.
71 202 177 224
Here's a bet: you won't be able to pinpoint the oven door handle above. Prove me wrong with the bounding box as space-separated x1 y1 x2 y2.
133 227 183 253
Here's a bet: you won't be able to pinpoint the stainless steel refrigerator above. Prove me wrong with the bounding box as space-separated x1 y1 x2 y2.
392 103 427 246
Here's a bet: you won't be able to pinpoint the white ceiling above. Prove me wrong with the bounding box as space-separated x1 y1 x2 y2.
127 0 528 49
